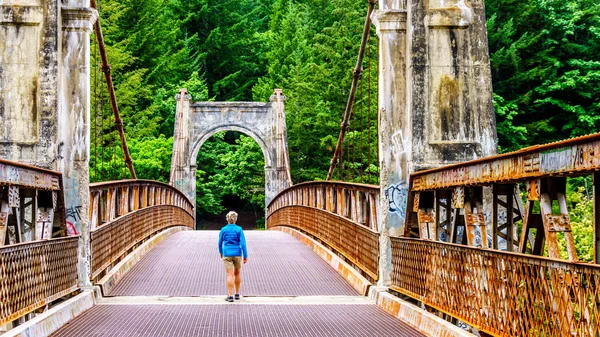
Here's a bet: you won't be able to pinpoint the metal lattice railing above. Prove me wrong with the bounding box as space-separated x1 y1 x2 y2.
0 237 79 326
390 237 600 336
89 180 194 280
267 181 380 280
268 181 380 231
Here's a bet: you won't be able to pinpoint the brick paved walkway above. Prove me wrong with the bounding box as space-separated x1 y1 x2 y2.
108 230 358 296
50 230 425 337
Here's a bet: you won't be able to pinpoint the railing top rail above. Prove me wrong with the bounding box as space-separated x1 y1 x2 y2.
90 179 178 190
89 179 192 206
393 236 600 271
0 236 78 251
268 180 379 208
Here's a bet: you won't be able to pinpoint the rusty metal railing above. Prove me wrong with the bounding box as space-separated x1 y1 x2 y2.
268 181 380 231
0 237 79 326
89 180 194 280
390 237 600 336
267 181 380 280
411 132 600 191
0 159 76 326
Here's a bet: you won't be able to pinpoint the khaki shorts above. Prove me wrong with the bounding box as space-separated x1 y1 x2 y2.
223 256 243 271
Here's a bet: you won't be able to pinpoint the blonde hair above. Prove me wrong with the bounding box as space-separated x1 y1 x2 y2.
226 211 238 224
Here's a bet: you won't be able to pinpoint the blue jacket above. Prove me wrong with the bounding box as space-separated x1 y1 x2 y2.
218 224 248 258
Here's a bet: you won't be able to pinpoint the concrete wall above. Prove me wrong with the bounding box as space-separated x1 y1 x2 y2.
0 0 97 286
373 0 497 285
170 89 292 210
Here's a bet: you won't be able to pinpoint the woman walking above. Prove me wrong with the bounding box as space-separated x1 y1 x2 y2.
218 211 248 302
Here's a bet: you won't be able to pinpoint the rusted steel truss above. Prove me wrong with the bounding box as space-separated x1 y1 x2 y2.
89 180 195 281
0 160 65 246
411 133 600 191
407 132 600 262
267 181 380 280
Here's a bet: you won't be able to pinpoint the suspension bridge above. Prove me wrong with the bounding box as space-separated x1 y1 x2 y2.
1 0 599 337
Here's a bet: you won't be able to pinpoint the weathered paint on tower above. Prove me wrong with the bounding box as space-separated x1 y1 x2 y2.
0 0 97 286
373 0 497 285
170 89 293 210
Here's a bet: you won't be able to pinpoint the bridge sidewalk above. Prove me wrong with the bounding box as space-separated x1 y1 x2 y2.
107 230 358 297
49 230 425 337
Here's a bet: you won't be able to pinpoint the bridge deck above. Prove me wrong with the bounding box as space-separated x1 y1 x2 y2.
108 230 358 296
51 230 424 336
51 303 423 337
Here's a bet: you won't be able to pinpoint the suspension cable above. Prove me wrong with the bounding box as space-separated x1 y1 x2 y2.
359 57 365 183
90 0 137 179
367 32 372 184
100 61 106 182
326 0 377 180
93 33 98 182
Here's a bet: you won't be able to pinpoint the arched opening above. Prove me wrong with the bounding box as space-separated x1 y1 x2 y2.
194 131 266 230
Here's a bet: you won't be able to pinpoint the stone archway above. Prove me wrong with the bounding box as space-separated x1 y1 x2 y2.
169 89 292 210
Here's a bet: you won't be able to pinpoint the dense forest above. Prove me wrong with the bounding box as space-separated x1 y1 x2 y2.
90 0 599 250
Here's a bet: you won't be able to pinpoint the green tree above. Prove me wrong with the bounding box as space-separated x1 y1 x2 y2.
564 186 594 262
254 0 377 182
195 133 265 216
486 0 600 151
173 0 271 100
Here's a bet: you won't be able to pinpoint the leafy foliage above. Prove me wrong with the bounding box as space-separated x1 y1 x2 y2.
564 186 594 262
195 132 265 216
486 0 600 151
92 0 600 252
253 0 378 182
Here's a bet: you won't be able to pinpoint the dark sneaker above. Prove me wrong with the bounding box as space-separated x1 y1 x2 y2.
225 296 234 302
234 294 241 300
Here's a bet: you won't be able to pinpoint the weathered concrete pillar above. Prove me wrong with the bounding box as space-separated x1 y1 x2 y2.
170 89 194 200
269 89 293 201
59 1 97 288
373 0 497 284
0 0 96 286
372 1 409 287
409 0 496 169
0 1 60 164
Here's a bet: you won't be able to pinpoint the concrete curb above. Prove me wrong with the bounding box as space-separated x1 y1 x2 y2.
97 226 190 296
272 226 372 296
1 291 95 337
368 287 474 337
